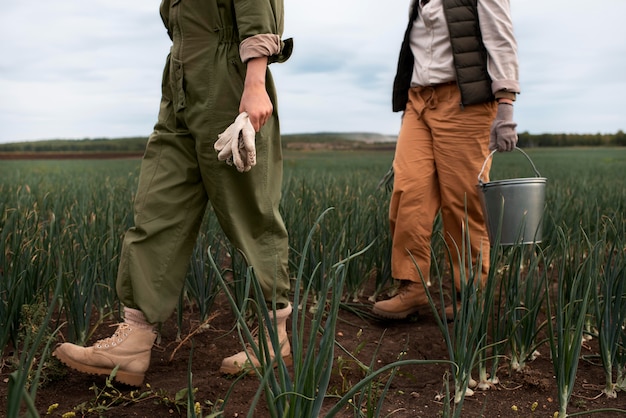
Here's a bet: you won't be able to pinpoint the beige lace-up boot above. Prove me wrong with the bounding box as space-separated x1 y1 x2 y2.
219 304 292 375
53 307 156 386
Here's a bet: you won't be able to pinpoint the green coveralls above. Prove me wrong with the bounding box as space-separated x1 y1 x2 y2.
116 0 292 324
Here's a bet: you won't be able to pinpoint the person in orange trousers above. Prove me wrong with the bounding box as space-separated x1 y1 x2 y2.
373 0 520 320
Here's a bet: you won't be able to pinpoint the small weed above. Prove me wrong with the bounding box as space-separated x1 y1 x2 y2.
72 368 202 416
333 333 371 395
572 398 587 409
9 301 66 388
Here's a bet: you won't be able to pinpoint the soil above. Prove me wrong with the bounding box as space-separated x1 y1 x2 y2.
2 289 626 418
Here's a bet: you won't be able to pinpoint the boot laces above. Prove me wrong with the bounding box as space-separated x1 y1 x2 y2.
95 323 132 349
397 282 415 297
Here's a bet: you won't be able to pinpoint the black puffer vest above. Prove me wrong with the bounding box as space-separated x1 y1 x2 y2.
391 0 494 112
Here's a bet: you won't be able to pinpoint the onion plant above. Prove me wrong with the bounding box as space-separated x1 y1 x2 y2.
503 244 548 372
212 208 451 418
472 247 503 391
210 208 351 417
183 233 223 325
486 248 509 387
2 149 626 415
281 167 392 306
420 224 488 413
6 262 63 418
1 191 57 352
545 227 594 417
591 220 626 398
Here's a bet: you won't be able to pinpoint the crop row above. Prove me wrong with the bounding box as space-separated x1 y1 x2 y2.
1 148 625 416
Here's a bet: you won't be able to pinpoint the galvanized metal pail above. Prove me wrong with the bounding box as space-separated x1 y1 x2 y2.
477 147 547 246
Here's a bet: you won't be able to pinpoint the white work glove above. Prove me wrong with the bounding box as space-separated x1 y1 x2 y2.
214 112 256 172
489 103 518 152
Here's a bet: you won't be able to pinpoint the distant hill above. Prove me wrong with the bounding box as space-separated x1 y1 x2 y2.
0 132 398 156
282 132 396 151
1 130 624 157
283 132 396 143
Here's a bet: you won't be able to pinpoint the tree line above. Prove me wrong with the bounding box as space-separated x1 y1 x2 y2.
518 130 626 147
0 131 625 153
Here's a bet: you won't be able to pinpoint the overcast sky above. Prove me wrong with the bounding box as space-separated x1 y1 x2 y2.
1 0 624 144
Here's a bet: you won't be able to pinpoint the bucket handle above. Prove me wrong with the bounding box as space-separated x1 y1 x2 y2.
478 147 542 185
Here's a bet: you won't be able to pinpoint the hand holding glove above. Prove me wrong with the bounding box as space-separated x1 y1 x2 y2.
489 103 518 152
214 112 257 172
229 114 256 172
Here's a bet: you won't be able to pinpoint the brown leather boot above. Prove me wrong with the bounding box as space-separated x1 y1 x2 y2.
219 304 293 375
53 308 156 386
372 281 430 319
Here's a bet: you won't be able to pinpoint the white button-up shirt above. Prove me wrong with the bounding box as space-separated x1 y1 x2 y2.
409 0 520 94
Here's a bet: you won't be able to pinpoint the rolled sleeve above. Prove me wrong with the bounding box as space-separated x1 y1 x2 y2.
478 0 521 94
239 34 281 63
235 0 291 63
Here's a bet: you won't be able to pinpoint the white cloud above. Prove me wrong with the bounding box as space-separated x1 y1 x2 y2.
0 1 168 141
0 0 624 143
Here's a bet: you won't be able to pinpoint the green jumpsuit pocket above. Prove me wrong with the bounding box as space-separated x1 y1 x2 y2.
170 57 186 113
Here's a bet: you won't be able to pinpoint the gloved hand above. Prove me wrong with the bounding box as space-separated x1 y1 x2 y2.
489 103 518 152
214 112 257 172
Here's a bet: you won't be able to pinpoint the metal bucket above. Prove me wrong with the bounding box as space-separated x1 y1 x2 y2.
477 147 546 246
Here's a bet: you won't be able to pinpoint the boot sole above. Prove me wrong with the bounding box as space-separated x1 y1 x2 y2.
53 349 145 387
371 305 421 320
219 354 293 375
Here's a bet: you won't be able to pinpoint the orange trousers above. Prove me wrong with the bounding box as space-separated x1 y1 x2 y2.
390 84 496 293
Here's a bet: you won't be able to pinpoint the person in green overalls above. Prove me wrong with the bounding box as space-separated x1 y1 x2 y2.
53 0 293 386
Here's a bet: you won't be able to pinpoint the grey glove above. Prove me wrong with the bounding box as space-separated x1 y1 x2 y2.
489 103 518 152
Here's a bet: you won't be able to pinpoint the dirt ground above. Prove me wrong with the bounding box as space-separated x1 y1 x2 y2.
2 292 626 418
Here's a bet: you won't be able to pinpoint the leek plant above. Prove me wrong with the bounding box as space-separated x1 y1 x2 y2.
3 149 626 415
617 334 626 393
591 221 626 398
487 247 509 387
212 208 451 418
503 244 548 372
211 208 350 417
545 227 594 417
184 233 223 325
472 243 503 391
57 211 111 345
281 169 392 306
6 263 63 418
618 251 626 392
216 241 257 314
1 190 58 352
420 225 488 414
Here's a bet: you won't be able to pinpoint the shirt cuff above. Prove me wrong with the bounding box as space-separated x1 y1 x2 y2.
492 80 520 97
239 34 281 63
494 90 517 101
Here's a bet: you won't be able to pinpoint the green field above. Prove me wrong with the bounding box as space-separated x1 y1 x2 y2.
1 147 626 417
